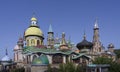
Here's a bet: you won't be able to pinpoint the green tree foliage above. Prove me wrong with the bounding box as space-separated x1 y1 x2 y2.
114 49 120 59
59 62 76 72
93 56 120 72
10 67 25 72
109 62 120 72
46 62 86 72
93 56 113 64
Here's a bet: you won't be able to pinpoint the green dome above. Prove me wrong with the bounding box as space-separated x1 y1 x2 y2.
32 57 42 64
32 54 49 65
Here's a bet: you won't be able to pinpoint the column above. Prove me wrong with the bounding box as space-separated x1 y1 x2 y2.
68 56 71 62
63 56 66 63
47 55 52 64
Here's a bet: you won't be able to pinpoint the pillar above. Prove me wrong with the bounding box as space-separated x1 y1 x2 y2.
63 56 66 63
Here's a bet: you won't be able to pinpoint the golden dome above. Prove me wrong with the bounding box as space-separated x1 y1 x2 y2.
25 26 43 37
31 17 37 21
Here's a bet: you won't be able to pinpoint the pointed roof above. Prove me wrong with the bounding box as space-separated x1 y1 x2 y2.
83 32 86 40
94 18 99 29
61 32 67 45
48 24 53 32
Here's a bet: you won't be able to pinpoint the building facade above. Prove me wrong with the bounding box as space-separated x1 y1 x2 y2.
13 16 116 72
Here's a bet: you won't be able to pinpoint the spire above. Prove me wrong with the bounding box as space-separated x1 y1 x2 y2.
54 33 59 44
48 24 53 32
60 32 69 50
31 13 37 26
68 36 71 42
92 18 103 53
83 31 86 40
94 18 99 29
61 32 67 45
6 48 8 55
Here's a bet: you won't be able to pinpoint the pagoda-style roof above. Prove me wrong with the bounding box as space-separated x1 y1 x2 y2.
23 46 73 55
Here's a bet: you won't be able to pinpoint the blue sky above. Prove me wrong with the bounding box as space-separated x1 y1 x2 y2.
0 0 120 59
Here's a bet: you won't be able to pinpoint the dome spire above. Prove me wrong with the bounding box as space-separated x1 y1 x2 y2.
94 18 99 29
61 32 67 45
31 13 37 26
83 30 86 40
6 48 8 55
48 24 53 32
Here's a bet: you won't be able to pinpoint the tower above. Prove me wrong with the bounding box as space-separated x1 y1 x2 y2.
60 32 69 50
108 43 114 53
92 19 103 53
14 37 24 63
24 16 44 46
47 24 54 48
54 33 60 50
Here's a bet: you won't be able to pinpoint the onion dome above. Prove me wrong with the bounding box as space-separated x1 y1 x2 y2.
31 17 37 21
24 16 43 38
1 48 11 61
108 43 114 48
76 34 93 50
32 54 49 65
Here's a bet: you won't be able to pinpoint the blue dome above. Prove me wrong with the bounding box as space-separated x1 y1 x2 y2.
1 55 11 61
32 54 49 65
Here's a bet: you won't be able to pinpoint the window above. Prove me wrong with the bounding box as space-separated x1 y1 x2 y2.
31 39 35 46
37 40 40 46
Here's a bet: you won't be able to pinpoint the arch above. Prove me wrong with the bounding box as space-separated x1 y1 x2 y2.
31 39 35 46
27 40 29 46
37 40 40 46
32 55 37 61
52 54 63 64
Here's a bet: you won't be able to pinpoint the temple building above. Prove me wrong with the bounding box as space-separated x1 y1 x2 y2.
13 16 116 72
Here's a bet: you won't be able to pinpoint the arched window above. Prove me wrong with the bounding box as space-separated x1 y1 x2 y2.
32 55 37 61
31 39 35 46
27 40 29 46
37 40 40 46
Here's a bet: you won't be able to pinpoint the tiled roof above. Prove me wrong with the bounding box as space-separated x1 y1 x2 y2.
23 46 73 55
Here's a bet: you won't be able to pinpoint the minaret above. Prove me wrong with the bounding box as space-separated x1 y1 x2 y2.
54 33 60 49
108 43 114 53
47 24 54 48
92 19 103 53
